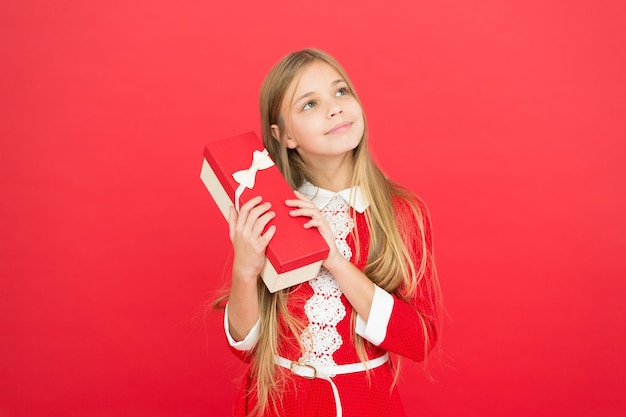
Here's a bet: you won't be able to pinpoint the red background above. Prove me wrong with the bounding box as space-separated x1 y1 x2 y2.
1 1 625 416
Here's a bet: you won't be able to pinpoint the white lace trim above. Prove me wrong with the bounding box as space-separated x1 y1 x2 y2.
299 195 354 374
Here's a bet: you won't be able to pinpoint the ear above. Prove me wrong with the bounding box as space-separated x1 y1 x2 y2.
270 124 281 142
271 124 298 149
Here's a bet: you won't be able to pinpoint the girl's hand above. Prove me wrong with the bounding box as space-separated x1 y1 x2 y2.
228 196 276 283
285 191 346 270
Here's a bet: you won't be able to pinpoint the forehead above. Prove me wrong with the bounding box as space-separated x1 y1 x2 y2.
287 60 344 97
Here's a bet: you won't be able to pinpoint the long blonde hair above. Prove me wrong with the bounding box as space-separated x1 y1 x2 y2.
227 49 440 416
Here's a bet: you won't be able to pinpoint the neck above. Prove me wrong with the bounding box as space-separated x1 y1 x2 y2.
303 153 353 192
313 171 351 192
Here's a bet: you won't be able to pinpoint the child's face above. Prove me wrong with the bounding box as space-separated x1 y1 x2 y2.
272 61 365 166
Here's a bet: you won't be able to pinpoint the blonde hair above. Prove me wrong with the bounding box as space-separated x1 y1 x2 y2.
227 49 440 416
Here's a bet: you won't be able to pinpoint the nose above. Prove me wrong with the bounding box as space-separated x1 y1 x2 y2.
328 99 343 118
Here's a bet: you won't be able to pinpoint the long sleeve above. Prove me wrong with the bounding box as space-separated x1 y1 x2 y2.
224 188 436 416
373 281 437 362
355 195 438 362
223 302 260 362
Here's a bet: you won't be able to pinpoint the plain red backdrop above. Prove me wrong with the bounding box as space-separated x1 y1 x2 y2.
1 1 625 416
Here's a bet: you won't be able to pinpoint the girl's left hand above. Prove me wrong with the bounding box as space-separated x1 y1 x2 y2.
285 190 345 270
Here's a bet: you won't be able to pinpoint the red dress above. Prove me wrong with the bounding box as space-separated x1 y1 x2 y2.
224 185 437 417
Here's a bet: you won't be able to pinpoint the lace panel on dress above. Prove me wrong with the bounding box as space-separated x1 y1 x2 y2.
299 195 354 374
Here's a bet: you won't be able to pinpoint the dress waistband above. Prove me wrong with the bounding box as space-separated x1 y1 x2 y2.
274 353 389 417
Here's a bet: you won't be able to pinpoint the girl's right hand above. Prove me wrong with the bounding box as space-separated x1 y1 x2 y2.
228 196 276 283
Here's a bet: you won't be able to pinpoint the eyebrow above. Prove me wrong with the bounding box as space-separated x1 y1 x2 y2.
293 79 345 106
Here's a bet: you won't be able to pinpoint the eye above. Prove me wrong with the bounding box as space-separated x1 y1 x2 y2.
336 87 349 96
302 101 317 111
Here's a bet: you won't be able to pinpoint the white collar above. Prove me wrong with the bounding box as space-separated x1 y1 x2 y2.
297 181 369 213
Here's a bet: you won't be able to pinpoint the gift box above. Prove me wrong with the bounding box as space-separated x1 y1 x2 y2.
200 131 329 292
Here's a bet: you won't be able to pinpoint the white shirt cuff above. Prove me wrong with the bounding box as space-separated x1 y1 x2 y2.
224 302 260 351
355 285 394 346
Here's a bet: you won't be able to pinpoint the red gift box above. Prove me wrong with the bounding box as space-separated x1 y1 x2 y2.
200 132 329 292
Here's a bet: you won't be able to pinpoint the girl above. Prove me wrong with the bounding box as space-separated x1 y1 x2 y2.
219 49 441 417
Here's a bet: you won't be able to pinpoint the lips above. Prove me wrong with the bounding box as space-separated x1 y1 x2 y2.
325 121 352 135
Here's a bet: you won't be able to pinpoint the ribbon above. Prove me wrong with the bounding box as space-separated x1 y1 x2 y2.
232 149 275 211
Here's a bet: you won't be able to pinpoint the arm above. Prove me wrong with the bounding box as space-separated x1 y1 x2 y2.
356 196 439 362
357 278 438 362
225 196 275 343
224 302 260 362
286 192 439 362
286 191 376 321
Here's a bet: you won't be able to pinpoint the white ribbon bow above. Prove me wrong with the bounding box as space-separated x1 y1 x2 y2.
232 149 275 211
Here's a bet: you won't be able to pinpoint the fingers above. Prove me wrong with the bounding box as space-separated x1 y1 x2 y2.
286 193 321 224
236 196 263 226
229 197 278 281
286 196 328 231
286 197 316 212
252 210 276 237
301 217 325 230
286 190 314 205
293 190 307 200
231 196 276 244
228 205 238 241
287 206 321 224
259 221 277 245
243 201 273 233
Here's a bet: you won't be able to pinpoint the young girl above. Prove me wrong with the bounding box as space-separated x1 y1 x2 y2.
219 48 440 417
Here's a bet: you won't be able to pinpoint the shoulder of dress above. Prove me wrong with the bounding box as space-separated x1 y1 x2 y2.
391 192 429 221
